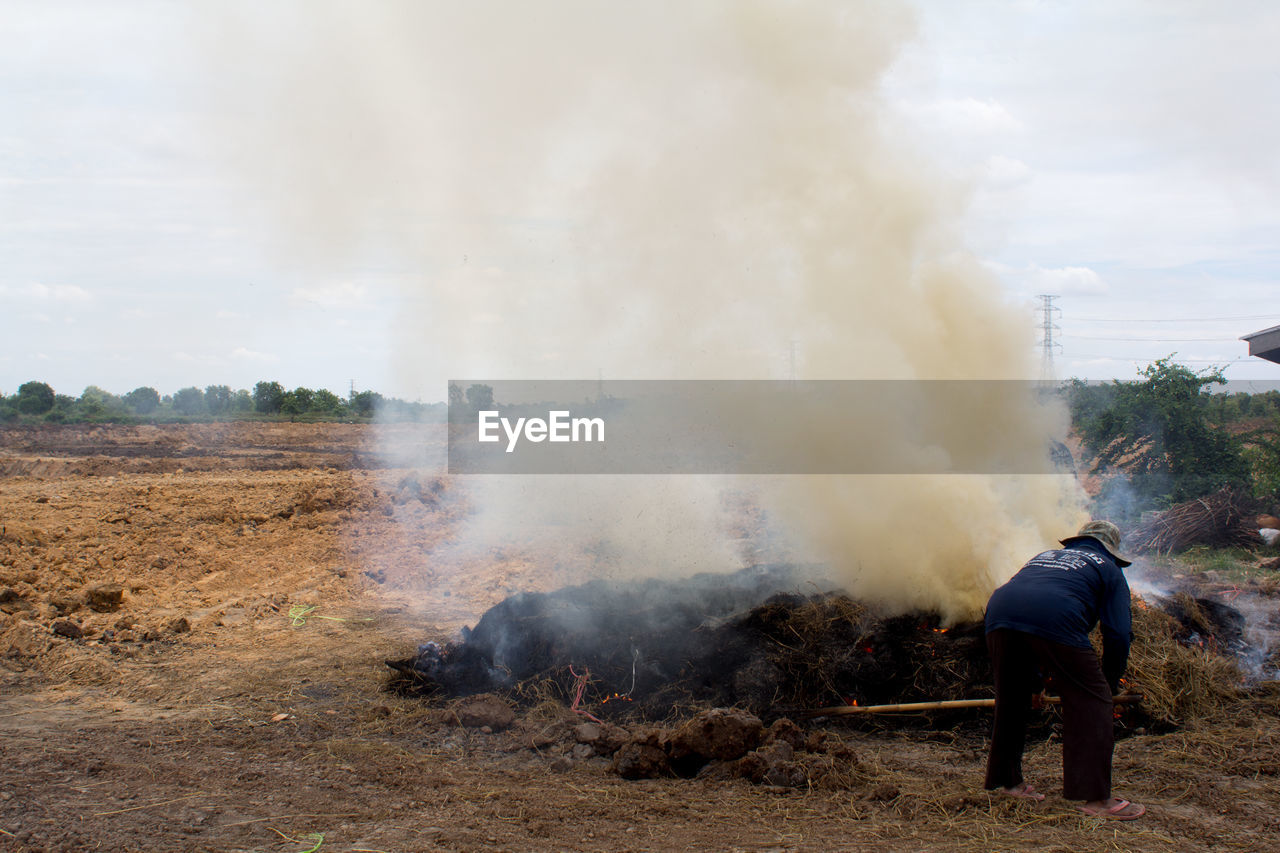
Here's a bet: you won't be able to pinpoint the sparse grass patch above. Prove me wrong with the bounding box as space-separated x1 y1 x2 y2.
1145 545 1266 580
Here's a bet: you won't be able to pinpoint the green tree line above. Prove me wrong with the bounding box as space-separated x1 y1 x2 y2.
4 365 1280 511
0 380 445 424
1068 358 1280 519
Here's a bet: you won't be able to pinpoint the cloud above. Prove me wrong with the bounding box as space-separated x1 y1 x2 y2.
907 97 1024 138
230 347 278 363
0 282 93 303
172 351 222 365
289 281 368 309
990 261 1108 297
1029 265 1107 295
980 154 1032 189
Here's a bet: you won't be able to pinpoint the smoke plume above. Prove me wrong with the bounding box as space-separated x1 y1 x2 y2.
203 0 1086 620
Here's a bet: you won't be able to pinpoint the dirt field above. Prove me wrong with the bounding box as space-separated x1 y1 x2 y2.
2 423 1278 852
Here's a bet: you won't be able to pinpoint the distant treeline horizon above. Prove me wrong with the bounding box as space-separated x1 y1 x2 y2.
3 372 1280 429
0 380 446 424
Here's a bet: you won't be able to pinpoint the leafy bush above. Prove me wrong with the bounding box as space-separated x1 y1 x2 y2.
172 386 206 416
124 386 160 415
350 390 383 418
312 388 345 414
253 381 285 414
204 385 233 414
1244 416 1280 502
17 381 55 414
1070 358 1250 517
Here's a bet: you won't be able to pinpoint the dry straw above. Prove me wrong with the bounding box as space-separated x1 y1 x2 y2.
1124 595 1244 725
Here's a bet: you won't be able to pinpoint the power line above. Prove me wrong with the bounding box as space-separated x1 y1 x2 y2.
1067 335 1240 342
1066 354 1251 365
1068 314 1280 323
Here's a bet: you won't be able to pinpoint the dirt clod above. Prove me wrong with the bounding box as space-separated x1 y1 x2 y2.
49 593 83 615
0 588 33 614
765 717 805 750
50 619 83 639
670 707 765 761
611 742 671 779
85 583 124 613
736 741 806 788
449 693 516 730
586 722 629 756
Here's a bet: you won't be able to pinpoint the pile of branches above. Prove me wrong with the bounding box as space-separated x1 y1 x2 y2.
1127 487 1261 554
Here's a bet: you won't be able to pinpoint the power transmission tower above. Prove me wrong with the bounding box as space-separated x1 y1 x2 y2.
1037 294 1062 381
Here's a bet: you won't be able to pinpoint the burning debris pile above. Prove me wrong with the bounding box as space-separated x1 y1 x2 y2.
388 565 1266 727
1126 592 1259 725
387 564 990 720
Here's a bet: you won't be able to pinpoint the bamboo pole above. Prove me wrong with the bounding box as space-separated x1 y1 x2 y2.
798 693 1144 719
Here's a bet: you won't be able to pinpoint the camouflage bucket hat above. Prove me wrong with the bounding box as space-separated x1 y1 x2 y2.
1061 519 1131 567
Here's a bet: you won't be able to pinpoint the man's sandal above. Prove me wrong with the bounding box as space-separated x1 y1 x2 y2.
1000 783 1045 801
1079 799 1145 820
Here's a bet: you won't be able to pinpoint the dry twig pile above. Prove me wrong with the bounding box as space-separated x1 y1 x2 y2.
1127 487 1260 554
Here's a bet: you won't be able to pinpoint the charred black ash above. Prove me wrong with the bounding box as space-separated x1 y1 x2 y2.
386 564 996 720
1155 593 1249 656
387 565 828 707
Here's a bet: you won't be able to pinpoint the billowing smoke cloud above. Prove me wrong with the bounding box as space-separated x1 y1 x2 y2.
203 0 1086 620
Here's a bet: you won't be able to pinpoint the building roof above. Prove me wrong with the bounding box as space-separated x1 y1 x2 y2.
1242 324 1280 365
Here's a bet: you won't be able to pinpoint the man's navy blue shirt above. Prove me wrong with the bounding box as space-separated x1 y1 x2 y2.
985 538 1132 689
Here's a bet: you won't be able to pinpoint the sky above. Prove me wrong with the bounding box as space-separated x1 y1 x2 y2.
2 0 1279 401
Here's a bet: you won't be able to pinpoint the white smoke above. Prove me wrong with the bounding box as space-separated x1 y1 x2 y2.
200 0 1086 619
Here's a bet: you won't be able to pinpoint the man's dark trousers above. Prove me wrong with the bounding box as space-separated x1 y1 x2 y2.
985 628 1114 801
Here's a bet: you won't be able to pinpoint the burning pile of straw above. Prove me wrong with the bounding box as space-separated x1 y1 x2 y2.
389 566 1260 730
1124 594 1246 725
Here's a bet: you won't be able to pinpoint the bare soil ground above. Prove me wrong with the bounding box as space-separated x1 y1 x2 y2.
2 423 1278 852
